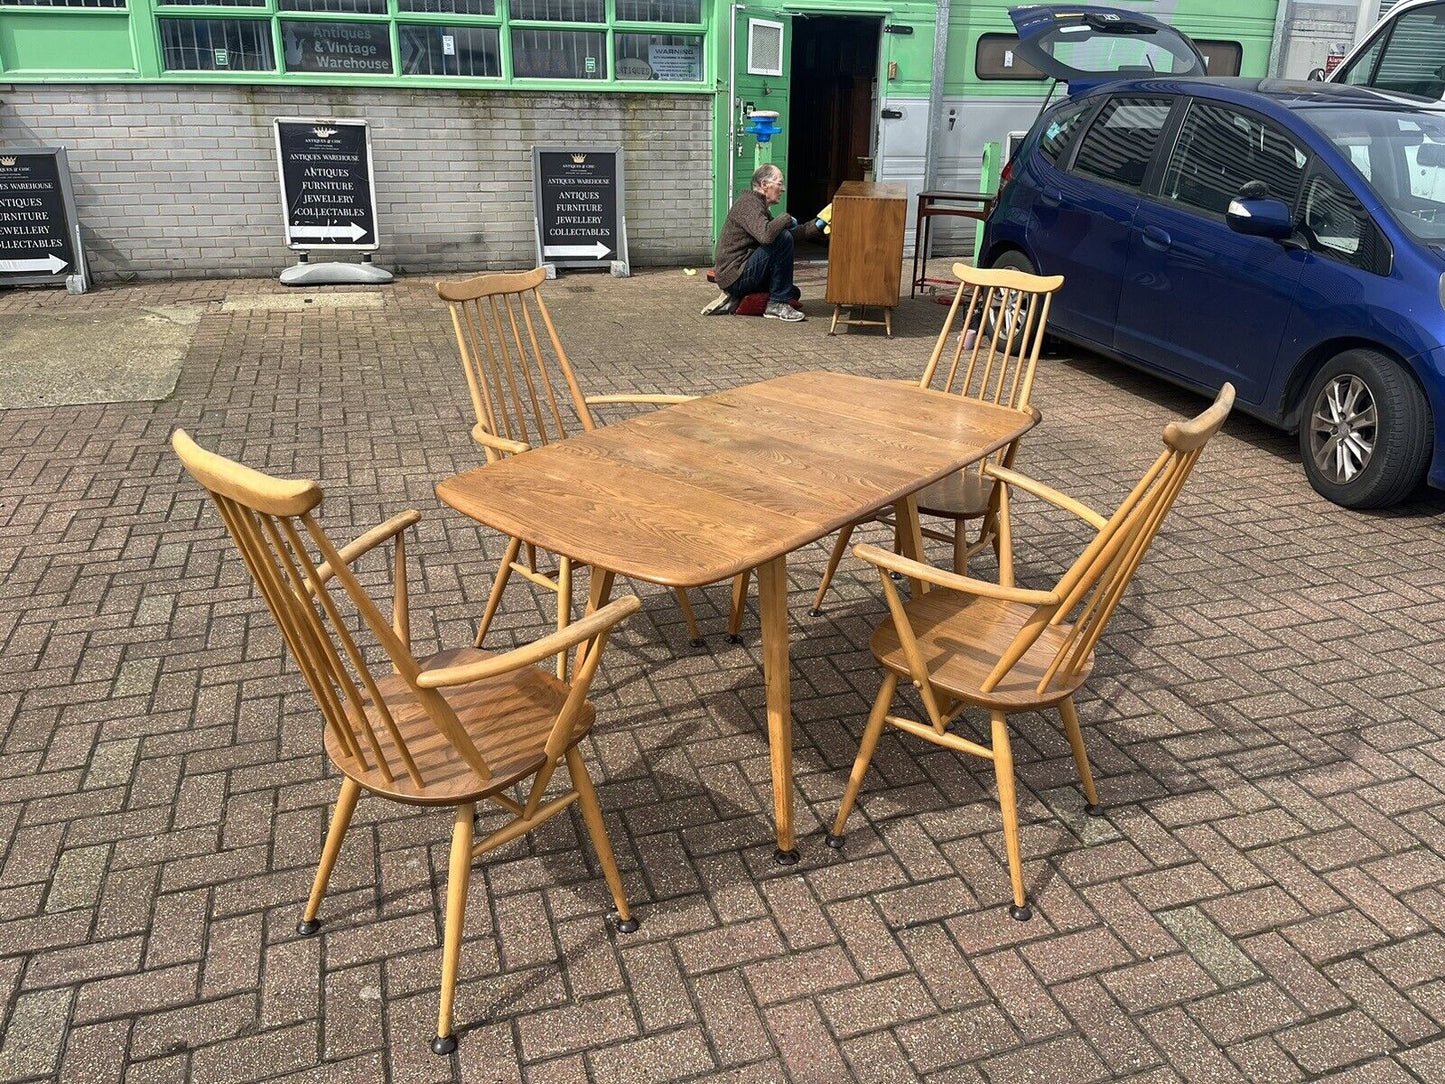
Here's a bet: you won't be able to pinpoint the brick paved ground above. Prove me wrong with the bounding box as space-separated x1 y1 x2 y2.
2 267 1444 1084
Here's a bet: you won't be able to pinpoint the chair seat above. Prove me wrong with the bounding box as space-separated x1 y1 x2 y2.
327 646 595 805
870 588 1092 710
915 470 995 520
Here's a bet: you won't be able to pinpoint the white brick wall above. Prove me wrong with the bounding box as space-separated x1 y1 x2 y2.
0 85 715 281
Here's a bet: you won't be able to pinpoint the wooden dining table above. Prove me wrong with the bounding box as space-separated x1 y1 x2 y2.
436 371 1036 863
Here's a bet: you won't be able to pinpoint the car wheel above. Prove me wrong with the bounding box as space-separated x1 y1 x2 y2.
988 249 1037 275
1298 348 1431 509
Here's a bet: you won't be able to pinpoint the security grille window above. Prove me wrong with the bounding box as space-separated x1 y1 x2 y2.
282 20 394 74
615 0 701 20
975 34 1045 80
2 0 125 6
280 0 387 13
156 0 265 6
747 18 783 77
615 32 703 80
1038 102 1091 164
400 25 501 77
1196 40 1242 77
1368 6 1445 97
510 0 603 20
1161 103 1306 216
160 18 276 71
511 28 606 78
398 0 494 12
1072 97 1172 190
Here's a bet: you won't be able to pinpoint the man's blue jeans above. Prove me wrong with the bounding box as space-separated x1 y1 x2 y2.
728 228 798 303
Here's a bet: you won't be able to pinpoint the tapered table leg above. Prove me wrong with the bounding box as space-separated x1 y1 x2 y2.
892 494 929 596
757 555 797 865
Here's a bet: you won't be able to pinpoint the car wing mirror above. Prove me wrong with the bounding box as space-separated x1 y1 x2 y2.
1227 196 1294 240
1307 67 1326 82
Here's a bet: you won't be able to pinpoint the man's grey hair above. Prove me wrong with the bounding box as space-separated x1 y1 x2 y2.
751 164 782 192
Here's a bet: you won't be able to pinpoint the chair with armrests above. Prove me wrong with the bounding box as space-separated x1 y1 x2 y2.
437 266 712 670
826 386 1234 920
171 429 642 1056
810 262 1064 616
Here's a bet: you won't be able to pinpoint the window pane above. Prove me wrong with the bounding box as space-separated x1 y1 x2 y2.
398 0 495 12
282 22 394 74
615 0 701 21
1161 103 1306 215
157 0 265 7
1302 172 1377 269
510 0 604 21
1339 29 1387 86
1 0 125 6
399 25 500 77
975 34 1045 80
1370 8 1445 97
280 0 387 11
160 18 275 71
1196 40 1242 77
1038 103 1090 164
1073 98 1171 190
511 27 605 78
614 33 703 80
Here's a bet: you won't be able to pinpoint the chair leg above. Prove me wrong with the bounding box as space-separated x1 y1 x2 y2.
673 587 703 647
566 746 638 932
828 672 899 847
811 523 856 616
297 777 361 935
1058 696 1102 815
432 802 475 1056
474 535 523 648
990 712 1031 921
728 569 750 643
951 519 969 574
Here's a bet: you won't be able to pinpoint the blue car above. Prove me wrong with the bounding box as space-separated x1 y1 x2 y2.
981 6 1445 508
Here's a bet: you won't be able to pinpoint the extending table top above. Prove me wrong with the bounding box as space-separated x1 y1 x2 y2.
435 371 1035 588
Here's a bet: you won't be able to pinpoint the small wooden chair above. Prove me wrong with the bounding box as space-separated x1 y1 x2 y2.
810 263 1063 616
171 430 642 1056
827 386 1234 920
438 267 709 671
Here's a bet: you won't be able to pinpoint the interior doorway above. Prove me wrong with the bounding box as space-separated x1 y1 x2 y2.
787 15 881 223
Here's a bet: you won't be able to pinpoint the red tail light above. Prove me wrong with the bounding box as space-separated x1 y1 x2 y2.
1000 157 1015 186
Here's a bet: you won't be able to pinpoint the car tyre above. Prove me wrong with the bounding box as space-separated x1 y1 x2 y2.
1299 348 1431 509
988 249 1037 276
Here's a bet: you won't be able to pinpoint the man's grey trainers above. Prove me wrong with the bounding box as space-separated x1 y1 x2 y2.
701 291 738 316
764 300 805 322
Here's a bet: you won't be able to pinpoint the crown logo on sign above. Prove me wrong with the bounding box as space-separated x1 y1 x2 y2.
0 158 15 167
571 153 587 164
312 127 338 139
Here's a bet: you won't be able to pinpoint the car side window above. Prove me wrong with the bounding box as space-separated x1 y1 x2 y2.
1038 102 1091 165
1367 5 1445 98
1160 102 1308 217
1300 167 1385 273
1071 98 1173 191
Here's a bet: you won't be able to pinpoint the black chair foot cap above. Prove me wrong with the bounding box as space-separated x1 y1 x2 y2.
773 848 801 866
824 832 845 850
1009 904 1033 922
615 916 640 934
1084 803 1104 817
889 570 904 581
809 607 824 617
690 638 705 648
726 633 743 644
295 918 320 936
431 1035 458 1057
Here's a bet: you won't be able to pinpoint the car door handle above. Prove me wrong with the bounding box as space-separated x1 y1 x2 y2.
1039 188 1062 208
1142 225 1172 250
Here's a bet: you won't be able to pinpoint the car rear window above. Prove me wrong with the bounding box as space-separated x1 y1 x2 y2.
1072 97 1172 190
1038 102 1091 163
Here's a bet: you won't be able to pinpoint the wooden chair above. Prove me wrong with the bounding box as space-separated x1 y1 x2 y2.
810 263 1063 616
437 267 709 670
171 429 642 1056
826 386 1234 920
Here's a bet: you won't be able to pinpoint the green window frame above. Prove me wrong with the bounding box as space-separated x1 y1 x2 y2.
0 0 708 88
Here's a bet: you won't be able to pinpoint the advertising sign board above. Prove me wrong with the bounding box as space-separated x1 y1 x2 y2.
532 146 629 274
0 148 87 290
274 118 380 251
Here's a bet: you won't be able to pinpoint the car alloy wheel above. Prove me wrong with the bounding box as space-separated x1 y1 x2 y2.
1308 373 1376 484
